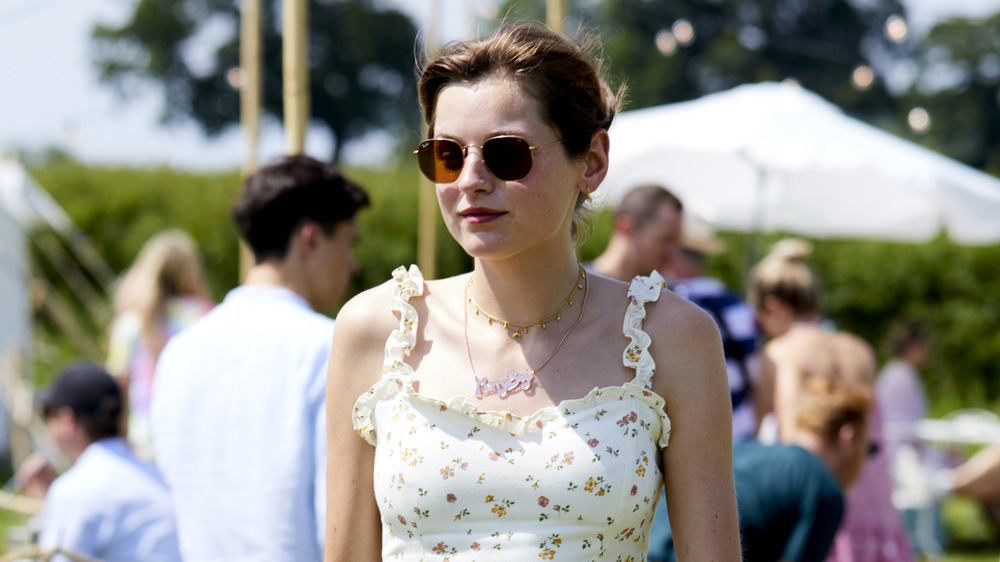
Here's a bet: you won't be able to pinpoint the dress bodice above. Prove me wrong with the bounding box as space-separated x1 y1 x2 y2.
353 265 672 560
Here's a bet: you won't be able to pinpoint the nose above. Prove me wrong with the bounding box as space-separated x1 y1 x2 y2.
454 146 493 192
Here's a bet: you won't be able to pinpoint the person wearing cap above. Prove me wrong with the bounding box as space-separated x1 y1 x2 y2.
150 155 369 561
589 184 684 282
666 211 762 442
37 362 182 562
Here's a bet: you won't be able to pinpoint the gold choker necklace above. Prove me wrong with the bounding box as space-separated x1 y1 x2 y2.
467 263 586 340
464 265 588 399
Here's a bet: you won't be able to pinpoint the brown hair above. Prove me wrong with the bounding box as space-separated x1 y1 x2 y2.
747 238 821 317
418 24 622 244
883 321 928 358
616 184 684 228
796 378 872 444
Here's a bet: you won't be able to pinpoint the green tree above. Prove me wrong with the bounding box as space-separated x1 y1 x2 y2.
495 0 909 120
593 0 908 116
91 0 421 162
902 14 1000 171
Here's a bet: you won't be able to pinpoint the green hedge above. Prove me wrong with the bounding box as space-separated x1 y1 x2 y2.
28 159 1000 413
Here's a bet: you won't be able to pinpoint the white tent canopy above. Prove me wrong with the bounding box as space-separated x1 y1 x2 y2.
600 81 1000 245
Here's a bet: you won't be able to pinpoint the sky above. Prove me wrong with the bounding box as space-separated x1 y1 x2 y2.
1 0 999 171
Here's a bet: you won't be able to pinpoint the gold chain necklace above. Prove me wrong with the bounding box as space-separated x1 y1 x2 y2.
467 263 585 340
464 266 588 399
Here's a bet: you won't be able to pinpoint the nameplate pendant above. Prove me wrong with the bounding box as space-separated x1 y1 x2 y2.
475 370 535 399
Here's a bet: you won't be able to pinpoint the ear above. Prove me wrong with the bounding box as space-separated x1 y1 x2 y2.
296 222 324 258
579 129 610 198
613 214 636 235
762 295 785 315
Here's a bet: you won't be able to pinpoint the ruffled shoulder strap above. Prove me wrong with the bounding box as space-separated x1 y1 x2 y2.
382 264 424 382
622 270 667 389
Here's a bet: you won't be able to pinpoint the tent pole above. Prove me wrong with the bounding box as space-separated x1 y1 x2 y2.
283 0 309 156
416 0 441 280
239 0 262 281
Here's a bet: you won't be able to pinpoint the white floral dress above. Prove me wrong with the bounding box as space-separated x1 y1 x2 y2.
353 265 672 561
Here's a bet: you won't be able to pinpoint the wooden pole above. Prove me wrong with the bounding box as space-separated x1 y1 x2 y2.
239 0 261 281
283 0 309 155
546 0 566 35
417 0 441 279
240 0 261 177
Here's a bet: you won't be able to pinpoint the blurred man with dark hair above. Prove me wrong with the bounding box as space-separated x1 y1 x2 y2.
590 184 683 282
151 155 369 561
38 362 181 561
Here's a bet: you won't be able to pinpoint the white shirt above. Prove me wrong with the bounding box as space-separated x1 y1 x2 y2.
40 437 181 562
152 285 333 562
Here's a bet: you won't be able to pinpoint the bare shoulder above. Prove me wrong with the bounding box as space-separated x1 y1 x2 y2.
644 289 728 399
328 279 401 397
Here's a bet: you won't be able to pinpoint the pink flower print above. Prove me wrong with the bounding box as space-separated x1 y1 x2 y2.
440 404 448 411
461 462 469 470
630 485 638 496
406 412 417 421
441 466 455 479
629 411 638 423
470 542 481 551
550 453 560 462
588 438 599 447
432 542 448 554
607 446 614 454
536 419 544 429
563 452 575 465
616 415 630 427
447 493 457 503
538 496 549 508
489 452 501 461
397 515 407 526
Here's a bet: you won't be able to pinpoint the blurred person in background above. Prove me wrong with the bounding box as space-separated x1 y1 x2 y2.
151 155 368 562
651 378 875 562
589 184 683 282
37 362 181 562
877 321 930 466
106 229 214 460
748 238 914 562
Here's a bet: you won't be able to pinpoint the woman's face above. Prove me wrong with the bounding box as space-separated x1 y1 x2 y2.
431 76 591 261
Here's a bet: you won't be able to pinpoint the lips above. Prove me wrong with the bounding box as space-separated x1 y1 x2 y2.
459 207 506 224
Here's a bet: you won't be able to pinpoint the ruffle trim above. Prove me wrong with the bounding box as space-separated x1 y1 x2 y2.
353 376 671 447
382 265 423 379
353 265 671 447
623 270 667 389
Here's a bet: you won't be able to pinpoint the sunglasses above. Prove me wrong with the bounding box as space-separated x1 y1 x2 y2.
414 136 566 183
867 441 880 459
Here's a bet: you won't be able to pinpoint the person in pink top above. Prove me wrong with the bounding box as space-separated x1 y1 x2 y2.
749 238 914 562
325 23 740 561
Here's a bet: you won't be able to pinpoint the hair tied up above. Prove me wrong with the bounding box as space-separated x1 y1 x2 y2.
767 238 813 263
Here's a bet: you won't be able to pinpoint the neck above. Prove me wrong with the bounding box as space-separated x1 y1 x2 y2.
470 252 582 325
792 432 848 488
592 235 641 282
243 261 310 306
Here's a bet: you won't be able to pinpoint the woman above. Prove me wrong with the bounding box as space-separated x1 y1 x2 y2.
325 25 739 560
749 238 913 562
106 229 213 459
